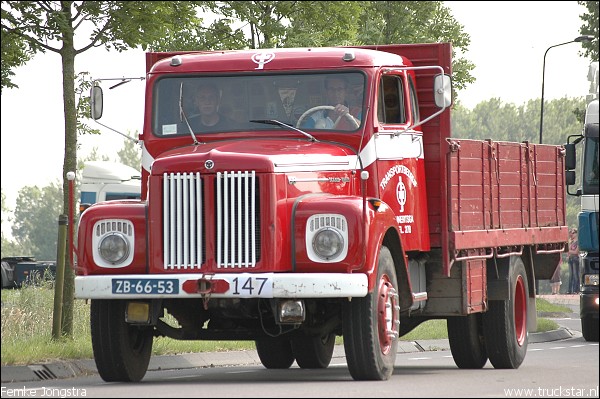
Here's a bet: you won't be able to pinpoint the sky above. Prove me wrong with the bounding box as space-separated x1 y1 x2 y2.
0 1 593 222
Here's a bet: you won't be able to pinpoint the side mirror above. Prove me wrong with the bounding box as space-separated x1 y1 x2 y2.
564 143 577 171
565 170 576 186
90 84 103 120
433 74 452 108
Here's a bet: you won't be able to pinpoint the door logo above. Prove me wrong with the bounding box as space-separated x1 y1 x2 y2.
396 179 406 212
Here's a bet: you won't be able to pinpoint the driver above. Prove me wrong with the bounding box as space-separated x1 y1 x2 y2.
302 76 360 130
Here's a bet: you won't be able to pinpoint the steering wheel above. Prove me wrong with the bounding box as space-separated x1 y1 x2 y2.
296 105 359 129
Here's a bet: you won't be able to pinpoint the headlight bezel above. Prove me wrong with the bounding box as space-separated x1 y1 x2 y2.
305 214 348 263
92 219 135 268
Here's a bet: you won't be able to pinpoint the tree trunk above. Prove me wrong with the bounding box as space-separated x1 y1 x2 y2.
59 5 77 336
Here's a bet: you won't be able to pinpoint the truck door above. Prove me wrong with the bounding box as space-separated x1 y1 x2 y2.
374 73 430 251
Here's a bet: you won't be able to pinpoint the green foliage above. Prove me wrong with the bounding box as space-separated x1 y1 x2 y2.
149 1 475 97
535 317 560 333
283 1 365 47
0 286 253 366
536 296 572 313
401 319 448 340
0 25 31 93
117 136 142 169
451 97 586 144
11 183 63 261
1 189 25 257
2 1 203 336
451 96 586 230
2 138 139 260
578 1 599 62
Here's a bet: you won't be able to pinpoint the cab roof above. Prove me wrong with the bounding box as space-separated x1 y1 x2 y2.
147 47 412 74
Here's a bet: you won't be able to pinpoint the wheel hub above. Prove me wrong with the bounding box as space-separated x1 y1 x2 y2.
377 275 399 354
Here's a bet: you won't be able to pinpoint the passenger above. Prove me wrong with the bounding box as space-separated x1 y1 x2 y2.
186 82 235 131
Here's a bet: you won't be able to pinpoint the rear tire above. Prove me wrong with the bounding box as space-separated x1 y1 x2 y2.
291 333 335 369
447 313 488 369
343 245 399 380
90 300 153 382
255 338 295 369
483 256 528 369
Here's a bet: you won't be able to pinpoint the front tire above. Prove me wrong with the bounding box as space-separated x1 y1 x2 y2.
90 300 153 382
447 313 488 369
483 256 528 369
581 315 599 342
343 245 399 380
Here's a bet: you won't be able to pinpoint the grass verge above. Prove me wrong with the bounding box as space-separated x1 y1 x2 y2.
1 286 565 366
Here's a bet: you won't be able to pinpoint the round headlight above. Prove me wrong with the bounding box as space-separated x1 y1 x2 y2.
98 233 130 264
312 228 344 260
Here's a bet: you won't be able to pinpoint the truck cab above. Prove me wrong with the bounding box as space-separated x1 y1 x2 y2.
566 61 599 342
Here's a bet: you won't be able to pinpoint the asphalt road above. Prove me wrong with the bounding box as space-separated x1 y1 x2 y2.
0 294 584 385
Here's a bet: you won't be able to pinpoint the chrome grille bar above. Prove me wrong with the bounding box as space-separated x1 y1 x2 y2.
216 171 258 268
163 172 203 269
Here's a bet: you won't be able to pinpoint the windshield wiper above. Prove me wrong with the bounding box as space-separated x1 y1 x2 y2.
250 119 318 142
179 82 201 146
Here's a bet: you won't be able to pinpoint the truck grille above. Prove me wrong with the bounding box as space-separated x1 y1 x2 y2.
216 171 260 268
162 171 260 270
163 172 204 269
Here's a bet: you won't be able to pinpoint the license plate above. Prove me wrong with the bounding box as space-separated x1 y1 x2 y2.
112 278 179 295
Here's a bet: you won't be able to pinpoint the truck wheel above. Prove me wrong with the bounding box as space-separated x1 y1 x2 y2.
255 338 295 369
447 313 488 368
90 299 153 382
483 256 528 369
291 333 335 368
343 245 399 380
581 315 599 342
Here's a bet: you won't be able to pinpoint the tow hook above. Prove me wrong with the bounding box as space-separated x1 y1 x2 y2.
182 276 230 294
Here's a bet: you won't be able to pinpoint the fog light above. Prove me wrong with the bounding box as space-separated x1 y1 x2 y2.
126 302 150 324
278 300 305 324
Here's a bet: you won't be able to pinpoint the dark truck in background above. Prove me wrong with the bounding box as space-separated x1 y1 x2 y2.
1 256 57 289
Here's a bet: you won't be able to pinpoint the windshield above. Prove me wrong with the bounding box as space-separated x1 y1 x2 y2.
152 72 365 136
582 135 599 195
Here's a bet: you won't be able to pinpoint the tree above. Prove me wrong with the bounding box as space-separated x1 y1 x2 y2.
358 1 474 93
281 1 474 93
117 134 142 169
1 1 202 336
1 189 25 257
12 183 63 261
578 1 599 61
0 23 30 93
150 1 475 96
451 96 586 229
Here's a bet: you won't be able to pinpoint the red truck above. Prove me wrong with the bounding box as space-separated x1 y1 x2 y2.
77 42 568 382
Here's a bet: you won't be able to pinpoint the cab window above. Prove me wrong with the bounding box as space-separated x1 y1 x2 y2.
378 75 406 124
408 75 420 124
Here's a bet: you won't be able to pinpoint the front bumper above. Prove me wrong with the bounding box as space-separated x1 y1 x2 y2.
75 273 368 299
